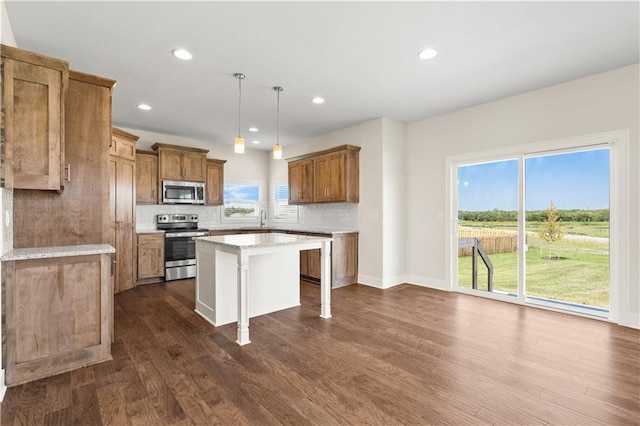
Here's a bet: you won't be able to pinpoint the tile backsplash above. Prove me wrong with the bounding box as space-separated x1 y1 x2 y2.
136 203 358 231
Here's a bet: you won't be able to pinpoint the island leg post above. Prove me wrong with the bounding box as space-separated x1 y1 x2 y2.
320 240 332 318
236 252 251 345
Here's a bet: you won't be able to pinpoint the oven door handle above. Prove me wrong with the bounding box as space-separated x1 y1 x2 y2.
165 232 208 238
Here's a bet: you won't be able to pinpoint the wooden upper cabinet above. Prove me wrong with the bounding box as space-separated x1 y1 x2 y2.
152 143 208 182
182 151 207 182
1 44 68 190
287 145 360 204
288 159 314 204
136 151 158 204
158 149 183 181
110 127 138 161
206 159 226 205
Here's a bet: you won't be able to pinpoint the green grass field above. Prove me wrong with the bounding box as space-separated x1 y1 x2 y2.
458 230 610 309
459 221 610 238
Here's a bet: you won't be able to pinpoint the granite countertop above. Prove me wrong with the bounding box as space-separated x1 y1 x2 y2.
211 227 358 235
136 226 357 235
197 233 332 250
1 244 116 261
273 227 358 235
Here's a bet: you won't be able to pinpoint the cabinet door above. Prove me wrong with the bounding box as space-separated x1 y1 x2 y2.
5 254 111 385
108 157 117 225
206 161 224 205
326 152 346 201
112 136 136 161
137 234 165 279
307 249 322 279
136 153 158 204
159 149 183 181
115 159 135 224
289 159 314 204
111 156 135 293
314 155 331 202
2 57 65 190
116 225 135 293
299 250 309 276
182 152 206 182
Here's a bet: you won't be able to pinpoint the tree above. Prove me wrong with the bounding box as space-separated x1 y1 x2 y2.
537 200 564 259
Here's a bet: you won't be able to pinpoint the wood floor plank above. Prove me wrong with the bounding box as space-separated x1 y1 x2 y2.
2 279 639 425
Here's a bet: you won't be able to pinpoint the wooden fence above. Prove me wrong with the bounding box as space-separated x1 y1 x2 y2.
458 227 518 257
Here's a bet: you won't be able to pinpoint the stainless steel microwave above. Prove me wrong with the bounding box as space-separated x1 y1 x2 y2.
162 180 205 204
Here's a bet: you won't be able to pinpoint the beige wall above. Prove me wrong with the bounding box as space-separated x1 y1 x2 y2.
404 64 640 328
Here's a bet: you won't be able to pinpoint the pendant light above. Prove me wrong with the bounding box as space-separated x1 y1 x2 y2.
234 73 246 154
273 86 284 160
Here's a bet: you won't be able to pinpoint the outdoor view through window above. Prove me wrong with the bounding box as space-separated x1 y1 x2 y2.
457 148 610 314
224 183 259 218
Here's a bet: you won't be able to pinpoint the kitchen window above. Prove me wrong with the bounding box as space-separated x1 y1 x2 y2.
273 183 298 223
223 182 260 221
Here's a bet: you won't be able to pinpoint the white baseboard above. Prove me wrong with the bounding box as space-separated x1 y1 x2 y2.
0 369 6 402
357 274 384 289
621 313 640 330
402 275 451 292
357 274 450 292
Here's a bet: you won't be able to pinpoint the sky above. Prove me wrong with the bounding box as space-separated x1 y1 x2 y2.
457 148 610 211
224 184 259 202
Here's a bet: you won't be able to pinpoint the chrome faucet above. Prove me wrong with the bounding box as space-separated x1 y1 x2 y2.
260 209 267 227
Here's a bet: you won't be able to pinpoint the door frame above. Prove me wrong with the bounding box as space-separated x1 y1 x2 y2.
445 130 629 323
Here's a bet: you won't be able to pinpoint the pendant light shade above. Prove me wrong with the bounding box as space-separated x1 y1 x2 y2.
273 86 284 160
234 73 245 154
272 143 283 160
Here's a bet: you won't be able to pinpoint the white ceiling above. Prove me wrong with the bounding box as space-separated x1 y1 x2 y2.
4 1 639 151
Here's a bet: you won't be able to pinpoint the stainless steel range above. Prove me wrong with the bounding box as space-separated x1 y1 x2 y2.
157 214 209 281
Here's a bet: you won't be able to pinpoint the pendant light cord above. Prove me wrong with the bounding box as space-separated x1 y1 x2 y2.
276 89 280 146
238 76 242 138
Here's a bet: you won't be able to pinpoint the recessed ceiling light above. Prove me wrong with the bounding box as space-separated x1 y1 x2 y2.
312 97 325 104
248 127 258 132
172 49 192 60
137 103 152 110
252 140 261 144
417 48 438 60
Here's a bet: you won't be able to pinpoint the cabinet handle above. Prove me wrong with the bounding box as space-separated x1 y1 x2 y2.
65 164 71 182
152 189 155 200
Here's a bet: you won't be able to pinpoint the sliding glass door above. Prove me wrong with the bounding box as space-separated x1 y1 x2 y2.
452 142 612 317
457 159 519 298
524 148 610 314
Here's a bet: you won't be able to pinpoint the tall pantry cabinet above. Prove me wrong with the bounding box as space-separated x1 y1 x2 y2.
110 128 138 293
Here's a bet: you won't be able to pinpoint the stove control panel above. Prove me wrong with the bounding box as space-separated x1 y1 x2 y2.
157 214 199 224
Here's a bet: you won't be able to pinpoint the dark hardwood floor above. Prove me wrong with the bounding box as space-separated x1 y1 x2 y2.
2 279 639 425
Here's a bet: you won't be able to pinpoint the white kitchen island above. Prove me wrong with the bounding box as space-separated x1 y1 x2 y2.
195 233 333 345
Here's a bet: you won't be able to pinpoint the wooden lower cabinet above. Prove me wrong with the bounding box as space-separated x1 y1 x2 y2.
294 231 358 288
207 229 358 287
137 232 165 283
3 253 112 386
